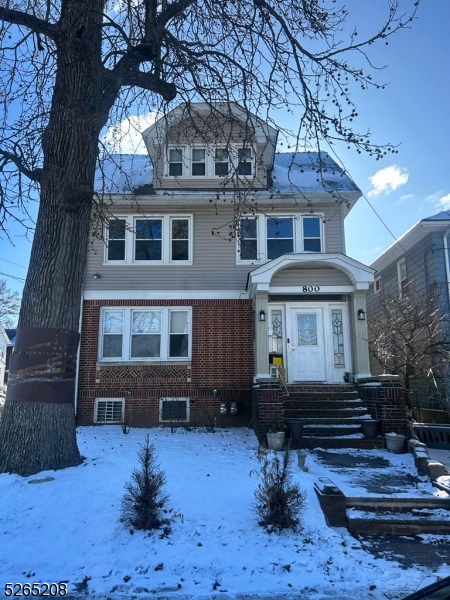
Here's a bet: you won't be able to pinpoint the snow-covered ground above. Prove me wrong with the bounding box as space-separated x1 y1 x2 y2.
0 426 449 599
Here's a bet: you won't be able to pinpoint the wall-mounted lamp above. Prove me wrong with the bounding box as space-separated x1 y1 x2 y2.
92 272 101 279
259 309 266 322
357 308 366 321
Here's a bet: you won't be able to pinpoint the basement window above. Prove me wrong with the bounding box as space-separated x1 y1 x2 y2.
94 398 124 424
159 397 190 423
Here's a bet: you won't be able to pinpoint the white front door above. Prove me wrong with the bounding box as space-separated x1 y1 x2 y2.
288 308 326 381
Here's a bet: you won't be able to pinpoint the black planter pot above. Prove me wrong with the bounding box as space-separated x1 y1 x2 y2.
285 418 304 440
361 419 379 438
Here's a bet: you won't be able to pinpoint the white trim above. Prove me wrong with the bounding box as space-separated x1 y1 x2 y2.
269 285 353 294
248 253 374 298
83 290 249 300
443 228 450 305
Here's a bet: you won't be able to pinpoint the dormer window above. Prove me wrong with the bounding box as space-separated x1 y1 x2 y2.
238 148 252 176
214 149 229 177
165 145 253 179
168 149 183 176
191 149 206 176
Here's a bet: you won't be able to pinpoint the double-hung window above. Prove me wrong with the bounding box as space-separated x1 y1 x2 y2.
397 258 407 296
168 149 183 177
107 219 126 261
105 215 192 264
100 308 191 361
267 217 294 259
238 148 252 176
215 149 229 177
191 149 206 176
237 214 324 263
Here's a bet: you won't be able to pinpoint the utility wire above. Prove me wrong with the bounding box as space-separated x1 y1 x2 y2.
0 270 25 283
0 257 28 270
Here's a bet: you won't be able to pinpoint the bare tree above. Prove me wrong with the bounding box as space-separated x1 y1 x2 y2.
0 280 21 329
368 282 450 395
0 0 420 475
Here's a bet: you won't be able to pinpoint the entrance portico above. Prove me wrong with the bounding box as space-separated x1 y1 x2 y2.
248 253 375 383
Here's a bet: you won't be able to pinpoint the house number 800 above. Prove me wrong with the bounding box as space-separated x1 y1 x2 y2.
302 286 320 292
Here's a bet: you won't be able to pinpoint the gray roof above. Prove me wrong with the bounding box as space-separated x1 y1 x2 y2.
94 151 360 197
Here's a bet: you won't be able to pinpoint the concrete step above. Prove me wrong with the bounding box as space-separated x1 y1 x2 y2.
284 409 368 419
347 510 450 535
303 423 363 437
293 437 383 450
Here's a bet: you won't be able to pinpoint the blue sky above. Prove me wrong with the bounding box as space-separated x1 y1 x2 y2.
0 0 449 295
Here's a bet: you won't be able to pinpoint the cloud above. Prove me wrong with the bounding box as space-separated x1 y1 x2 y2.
399 194 414 201
437 193 450 208
367 165 409 197
102 112 158 155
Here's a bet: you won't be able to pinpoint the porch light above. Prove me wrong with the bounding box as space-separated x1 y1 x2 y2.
92 272 101 279
259 309 266 322
357 309 366 321
230 402 238 414
219 402 227 415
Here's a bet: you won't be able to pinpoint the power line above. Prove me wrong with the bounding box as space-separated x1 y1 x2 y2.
0 270 25 283
0 257 28 270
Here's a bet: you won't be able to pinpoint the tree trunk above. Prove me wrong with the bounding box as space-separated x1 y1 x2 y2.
0 0 108 476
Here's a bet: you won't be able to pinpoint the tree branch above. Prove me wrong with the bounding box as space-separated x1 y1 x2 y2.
0 149 41 182
121 69 176 102
0 7 58 40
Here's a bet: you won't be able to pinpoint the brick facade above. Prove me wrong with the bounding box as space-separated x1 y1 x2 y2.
357 380 408 436
77 298 254 426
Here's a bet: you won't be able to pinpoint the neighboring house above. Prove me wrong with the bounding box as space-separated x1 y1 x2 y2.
3 328 16 386
0 325 10 393
367 211 450 402
76 102 374 427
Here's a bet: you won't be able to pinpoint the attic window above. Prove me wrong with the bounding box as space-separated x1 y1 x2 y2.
215 149 229 177
192 149 206 176
374 276 382 294
238 148 252 176
168 149 183 177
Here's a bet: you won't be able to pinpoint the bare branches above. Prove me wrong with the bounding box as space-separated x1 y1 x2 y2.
0 7 58 38
0 279 21 328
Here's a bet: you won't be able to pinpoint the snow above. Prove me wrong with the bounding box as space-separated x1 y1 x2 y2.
95 152 359 196
0 426 449 599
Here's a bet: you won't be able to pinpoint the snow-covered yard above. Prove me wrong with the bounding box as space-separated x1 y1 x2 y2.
0 426 449 599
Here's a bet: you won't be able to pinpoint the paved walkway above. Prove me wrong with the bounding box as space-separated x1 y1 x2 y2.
312 447 450 571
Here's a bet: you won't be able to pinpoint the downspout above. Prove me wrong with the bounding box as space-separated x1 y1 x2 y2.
74 294 84 416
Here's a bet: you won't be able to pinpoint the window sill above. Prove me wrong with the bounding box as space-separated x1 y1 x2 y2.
97 361 191 367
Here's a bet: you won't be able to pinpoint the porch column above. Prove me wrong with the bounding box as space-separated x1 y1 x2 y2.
349 290 371 380
254 292 269 380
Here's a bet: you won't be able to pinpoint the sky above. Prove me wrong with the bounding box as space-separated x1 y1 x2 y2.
0 0 449 295
0 424 450 598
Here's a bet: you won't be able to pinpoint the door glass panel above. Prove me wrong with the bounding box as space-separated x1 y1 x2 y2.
331 309 345 368
270 309 283 353
297 313 317 346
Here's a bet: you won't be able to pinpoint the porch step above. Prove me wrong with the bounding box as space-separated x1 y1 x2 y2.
283 384 377 449
347 498 450 535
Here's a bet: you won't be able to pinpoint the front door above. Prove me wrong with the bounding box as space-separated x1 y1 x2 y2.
288 308 326 381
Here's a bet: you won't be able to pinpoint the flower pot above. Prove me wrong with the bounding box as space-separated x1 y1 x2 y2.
284 418 304 440
267 431 285 451
361 419 379 438
385 433 406 454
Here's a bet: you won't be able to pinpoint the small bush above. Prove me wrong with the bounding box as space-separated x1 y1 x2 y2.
121 435 173 532
252 446 307 532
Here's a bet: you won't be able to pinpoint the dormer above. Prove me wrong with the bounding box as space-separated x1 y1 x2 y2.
142 102 278 191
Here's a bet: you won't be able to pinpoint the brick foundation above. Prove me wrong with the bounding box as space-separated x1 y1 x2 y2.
77 299 254 426
357 378 408 436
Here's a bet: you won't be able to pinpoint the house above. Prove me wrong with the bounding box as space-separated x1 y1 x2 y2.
0 325 10 394
3 328 15 386
76 102 376 432
366 211 450 404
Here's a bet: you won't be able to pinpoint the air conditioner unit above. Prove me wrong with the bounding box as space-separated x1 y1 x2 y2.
270 365 279 378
